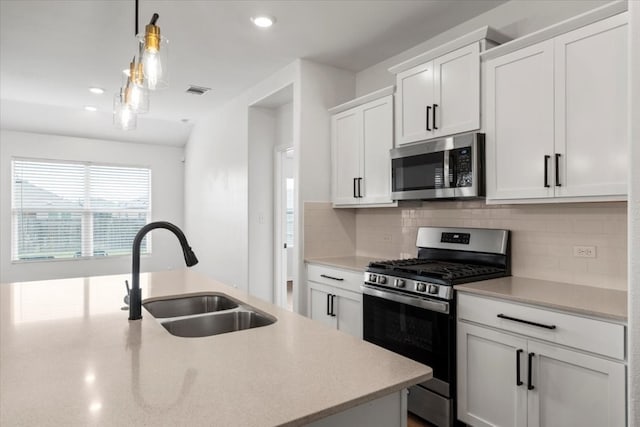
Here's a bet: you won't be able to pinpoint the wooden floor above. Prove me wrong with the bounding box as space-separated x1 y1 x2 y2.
407 413 436 427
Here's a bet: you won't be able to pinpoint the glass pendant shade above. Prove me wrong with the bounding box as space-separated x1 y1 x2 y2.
137 21 169 90
113 91 137 130
122 60 149 113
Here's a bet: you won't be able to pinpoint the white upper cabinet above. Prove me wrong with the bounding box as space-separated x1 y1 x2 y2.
330 87 396 208
485 40 556 200
554 14 628 198
390 27 509 147
395 61 436 145
485 11 628 203
395 43 480 146
332 109 361 205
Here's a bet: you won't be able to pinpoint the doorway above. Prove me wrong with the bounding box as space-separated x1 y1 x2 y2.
275 147 294 311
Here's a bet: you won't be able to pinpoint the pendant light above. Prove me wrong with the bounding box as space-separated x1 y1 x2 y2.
138 13 169 90
113 0 168 130
113 89 137 130
123 56 149 113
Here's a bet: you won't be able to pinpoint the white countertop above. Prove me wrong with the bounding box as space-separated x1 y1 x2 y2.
455 276 627 322
0 269 431 426
304 256 379 272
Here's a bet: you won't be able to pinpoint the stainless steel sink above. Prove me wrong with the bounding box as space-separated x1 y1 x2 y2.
142 292 276 338
160 310 276 338
143 293 239 318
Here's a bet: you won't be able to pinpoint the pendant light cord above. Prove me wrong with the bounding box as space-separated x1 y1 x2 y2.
135 0 139 36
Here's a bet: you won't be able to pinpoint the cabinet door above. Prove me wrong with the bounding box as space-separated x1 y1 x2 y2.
395 61 435 145
485 40 555 200
457 322 528 427
360 95 394 205
308 284 337 329
332 109 361 205
527 341 626 427
433 42 480 138
335 290 362 339
554 13 628 198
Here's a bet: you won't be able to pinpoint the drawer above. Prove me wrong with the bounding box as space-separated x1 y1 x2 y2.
306 263 363 293
458 293 625 360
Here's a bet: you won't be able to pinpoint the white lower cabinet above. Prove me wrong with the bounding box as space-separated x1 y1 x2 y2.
307 263 363 339
457 293 626 427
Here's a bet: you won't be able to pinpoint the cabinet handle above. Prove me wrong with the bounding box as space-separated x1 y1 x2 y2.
357 177 363 198
326 293 331 316
353 178 357 198
555 153 562 187
320 274 344 282
527 352 535 390
544 155 551 188
426 106 431 131
497 313 556 330
516 349 523 386
432 104 438 130
330 294 337 317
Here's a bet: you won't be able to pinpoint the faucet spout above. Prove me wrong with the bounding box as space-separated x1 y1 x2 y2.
129 221 198 320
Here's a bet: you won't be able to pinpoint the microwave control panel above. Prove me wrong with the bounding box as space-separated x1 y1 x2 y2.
452 148 473 187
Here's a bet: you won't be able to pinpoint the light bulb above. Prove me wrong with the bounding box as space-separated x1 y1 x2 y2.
142 50 162 90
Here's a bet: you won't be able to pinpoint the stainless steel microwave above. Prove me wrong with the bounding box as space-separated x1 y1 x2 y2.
390 133 485 200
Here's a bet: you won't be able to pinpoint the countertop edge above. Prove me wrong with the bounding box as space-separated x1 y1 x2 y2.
281 373 432 427
304 256 375 273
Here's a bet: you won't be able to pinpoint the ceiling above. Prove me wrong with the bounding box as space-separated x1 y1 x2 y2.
0 0 505 146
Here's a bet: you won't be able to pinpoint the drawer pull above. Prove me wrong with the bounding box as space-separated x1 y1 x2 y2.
497 313 556 330
320 274 344 281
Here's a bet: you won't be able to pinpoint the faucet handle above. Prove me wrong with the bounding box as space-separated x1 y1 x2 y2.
124 280 131 305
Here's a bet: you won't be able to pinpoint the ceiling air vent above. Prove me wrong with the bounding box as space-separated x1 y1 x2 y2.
185 85 211 96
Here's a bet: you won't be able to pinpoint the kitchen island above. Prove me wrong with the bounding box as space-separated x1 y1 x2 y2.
0 269 431 426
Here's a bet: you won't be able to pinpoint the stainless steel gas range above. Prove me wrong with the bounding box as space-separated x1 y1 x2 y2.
362 227 510 427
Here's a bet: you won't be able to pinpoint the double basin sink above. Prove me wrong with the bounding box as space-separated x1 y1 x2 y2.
143 293 276 338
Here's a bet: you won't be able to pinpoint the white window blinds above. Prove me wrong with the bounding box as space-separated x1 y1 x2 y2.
11 159 151 261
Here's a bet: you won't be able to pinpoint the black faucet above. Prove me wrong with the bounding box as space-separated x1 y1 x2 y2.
129 221 198 320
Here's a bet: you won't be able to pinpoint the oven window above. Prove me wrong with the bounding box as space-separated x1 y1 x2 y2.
363 293 452 386
392 152 445 192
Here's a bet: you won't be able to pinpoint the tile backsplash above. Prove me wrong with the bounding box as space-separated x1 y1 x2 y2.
304 201 627 291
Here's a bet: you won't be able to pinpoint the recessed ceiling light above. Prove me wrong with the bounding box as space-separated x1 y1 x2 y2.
251 15 275 28
88 87 104 95
84 106 97 112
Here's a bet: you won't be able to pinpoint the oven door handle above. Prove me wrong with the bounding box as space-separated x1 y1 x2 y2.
361 285 449 314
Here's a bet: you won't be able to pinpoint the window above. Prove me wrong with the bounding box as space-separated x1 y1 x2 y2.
11 159 151 261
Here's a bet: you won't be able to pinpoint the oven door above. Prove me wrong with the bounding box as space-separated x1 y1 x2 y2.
362 285 454 398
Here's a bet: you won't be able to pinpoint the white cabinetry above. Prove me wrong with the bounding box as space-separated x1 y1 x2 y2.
457 293 626 427
330 87 396 207
485 12 628 202
307 263 363 339
395 43 480 145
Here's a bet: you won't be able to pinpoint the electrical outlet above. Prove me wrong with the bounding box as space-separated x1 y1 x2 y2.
382 233 393 243
573 246 597 258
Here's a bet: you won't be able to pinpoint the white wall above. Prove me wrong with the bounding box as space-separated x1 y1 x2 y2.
248 106 277 301
0 130 185 283
293 60 356 313
355 0 611 95
185 62 298 292
628 2 639 425
184 95 250 290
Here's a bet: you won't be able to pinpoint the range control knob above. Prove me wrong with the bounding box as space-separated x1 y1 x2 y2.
395 279 406 288
369 274 377 283
378 276 387 284
416 282 427 293
428 284 439 295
